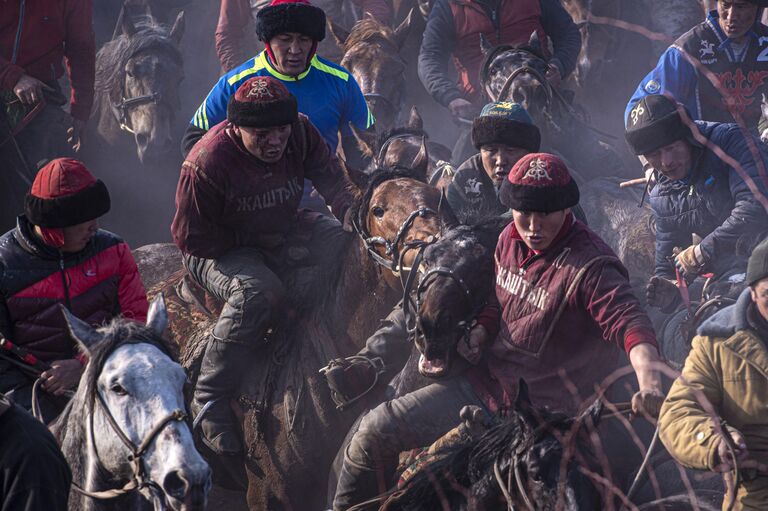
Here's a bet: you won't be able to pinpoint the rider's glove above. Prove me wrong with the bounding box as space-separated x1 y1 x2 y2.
646 276 681 312
321 356 384 410
674 244 707 282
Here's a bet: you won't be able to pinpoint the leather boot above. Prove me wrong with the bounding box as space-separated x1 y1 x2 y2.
191 337 250 456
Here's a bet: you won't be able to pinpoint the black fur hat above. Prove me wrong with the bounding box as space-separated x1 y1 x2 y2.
624 94 696 156
255 0 326 42
471 102 541 151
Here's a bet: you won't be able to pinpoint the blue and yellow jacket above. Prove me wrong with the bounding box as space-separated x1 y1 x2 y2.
190 51 373 150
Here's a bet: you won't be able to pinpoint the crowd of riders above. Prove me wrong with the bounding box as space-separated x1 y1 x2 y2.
2 0 768 509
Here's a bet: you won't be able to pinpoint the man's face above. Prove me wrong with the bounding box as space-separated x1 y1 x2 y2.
235 124 292 162
718 0 759 40
61 219 99 253
480 144 530 187
751 278 768 322
269 32 314 76
511 209 570 251
643 139 693 181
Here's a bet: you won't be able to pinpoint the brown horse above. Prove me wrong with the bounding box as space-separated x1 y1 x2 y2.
329 13 415 139
138 156 443 510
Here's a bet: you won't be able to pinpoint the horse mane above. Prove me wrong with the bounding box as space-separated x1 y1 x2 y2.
94 17 182 102
386 405 591 510
343 18 398 52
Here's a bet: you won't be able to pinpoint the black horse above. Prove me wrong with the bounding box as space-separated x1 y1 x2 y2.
381 380 605 511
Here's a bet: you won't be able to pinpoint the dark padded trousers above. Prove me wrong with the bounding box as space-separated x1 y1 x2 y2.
333 374 487 510
184 212 347 346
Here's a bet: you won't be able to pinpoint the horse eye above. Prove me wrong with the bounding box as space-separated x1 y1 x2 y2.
110 383 128 396
372 206 385 218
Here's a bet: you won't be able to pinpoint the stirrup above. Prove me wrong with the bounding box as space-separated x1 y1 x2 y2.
319 356 385 410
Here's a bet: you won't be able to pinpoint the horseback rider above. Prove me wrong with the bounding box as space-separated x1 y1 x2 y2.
183 0 373 167
172 76 355 458
446 101 541 223
659 237 768 510
417 0 581 121
624 94 768 312
331 153 665 510
0 0 96 227
626 0 768 131
215 0 393 72
0 158 149 422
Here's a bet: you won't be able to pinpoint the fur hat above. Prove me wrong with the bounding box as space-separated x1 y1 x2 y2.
24 158 110 247
472 102 541 152
624 94 696 156
747 237 768 286
255 0 326 42
227 77 298 128
499 153 579 212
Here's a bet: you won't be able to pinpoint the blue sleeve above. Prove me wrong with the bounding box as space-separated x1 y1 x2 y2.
698 126 768 262
625 47 699 125
340 75 374 136
652 207 689 280
539 0 581 78
190 74 235 131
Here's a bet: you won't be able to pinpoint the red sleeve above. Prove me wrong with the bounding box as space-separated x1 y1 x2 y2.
171 161 236 258
475 294 500 339
579 260 659 353
215 0 252 72
0 56 25 92
301 120 356 220
64 0 96 121
116 242 149 322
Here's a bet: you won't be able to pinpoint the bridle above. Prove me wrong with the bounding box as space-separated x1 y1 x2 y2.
112 91 162 134
71 340 188 502
375 131 427 167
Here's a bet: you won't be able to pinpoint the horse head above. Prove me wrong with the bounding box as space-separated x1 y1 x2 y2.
369 106 454 180
411 218 502 378
61 296 210 511
96 12 185 164
330 12 414 133
345 149 444 289
504 380 604 510
480 35 553 122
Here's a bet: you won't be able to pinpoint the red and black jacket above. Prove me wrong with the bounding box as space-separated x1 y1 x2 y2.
0 216 148 362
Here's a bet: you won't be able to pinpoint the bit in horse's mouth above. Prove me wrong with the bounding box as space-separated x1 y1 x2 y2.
418 353 448 377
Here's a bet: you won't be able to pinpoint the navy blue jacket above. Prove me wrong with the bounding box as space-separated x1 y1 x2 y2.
650 122 768 279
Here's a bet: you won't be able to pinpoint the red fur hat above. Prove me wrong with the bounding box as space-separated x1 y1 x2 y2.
499 153 579 213
227 77 299 128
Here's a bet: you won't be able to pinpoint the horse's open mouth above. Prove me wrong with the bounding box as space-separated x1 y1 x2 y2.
418 353 448 378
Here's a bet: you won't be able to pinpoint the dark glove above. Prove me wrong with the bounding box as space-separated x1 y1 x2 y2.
320 356 384 410
646 276 681 312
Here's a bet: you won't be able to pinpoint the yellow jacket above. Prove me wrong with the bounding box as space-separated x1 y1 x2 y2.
659 290 768 510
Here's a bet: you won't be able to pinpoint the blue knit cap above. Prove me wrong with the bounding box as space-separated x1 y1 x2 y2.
472 102 541 151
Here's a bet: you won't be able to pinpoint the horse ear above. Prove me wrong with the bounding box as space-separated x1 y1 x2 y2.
409 137 429 181
146 294 168 337
514 378 533 411
170 11 186 45
438 189 459 232
328 19 350 46
528 30 542 52
393 9 415 49
479 33 494 55
406 106 423 131
577 398 604 429
349 122 375 159
61 306 101 356
121 10 137 38
340 157 370 191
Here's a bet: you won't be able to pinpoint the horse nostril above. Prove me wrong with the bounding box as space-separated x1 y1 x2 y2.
162 470 189 500
136 133 149 149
